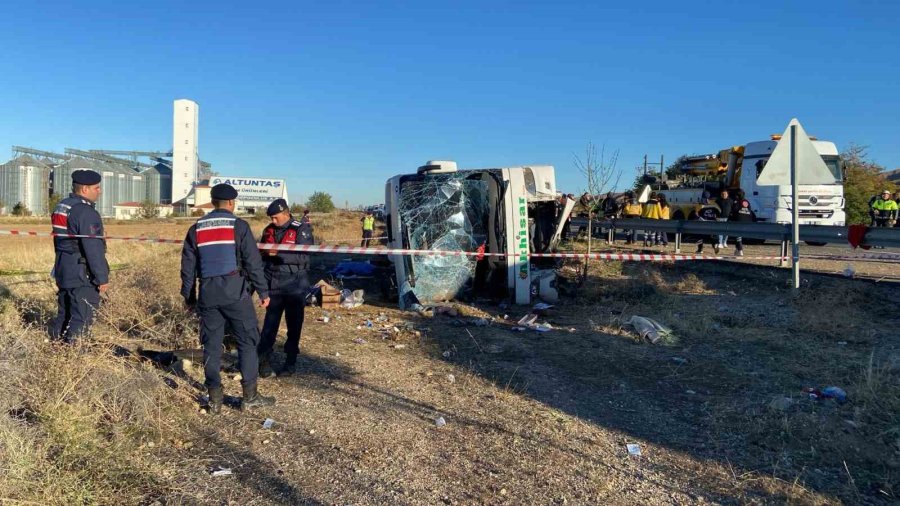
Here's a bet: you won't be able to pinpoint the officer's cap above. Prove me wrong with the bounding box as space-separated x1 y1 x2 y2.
267 198 289 216
72 169 101 185
210 183 238 200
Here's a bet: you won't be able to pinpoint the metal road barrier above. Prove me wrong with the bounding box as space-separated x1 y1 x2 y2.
570 217 900 265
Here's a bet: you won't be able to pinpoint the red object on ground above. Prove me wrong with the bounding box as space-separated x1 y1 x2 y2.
847 224 871 250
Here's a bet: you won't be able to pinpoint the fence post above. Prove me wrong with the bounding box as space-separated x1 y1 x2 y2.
675 232 682 254
780 240 789 267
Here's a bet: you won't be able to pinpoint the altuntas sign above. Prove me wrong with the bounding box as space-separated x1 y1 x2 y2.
208 176 288 203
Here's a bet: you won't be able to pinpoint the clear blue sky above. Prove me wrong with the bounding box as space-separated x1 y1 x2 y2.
2 1 897 206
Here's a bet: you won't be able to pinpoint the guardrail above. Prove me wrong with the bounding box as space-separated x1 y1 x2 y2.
569 217 900 265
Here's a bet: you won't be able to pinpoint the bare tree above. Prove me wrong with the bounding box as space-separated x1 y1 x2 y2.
573 142 620 284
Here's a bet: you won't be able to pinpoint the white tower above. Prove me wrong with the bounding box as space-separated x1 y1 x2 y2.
172 99 199 204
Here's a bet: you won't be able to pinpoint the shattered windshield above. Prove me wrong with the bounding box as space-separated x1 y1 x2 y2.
397 172 490 305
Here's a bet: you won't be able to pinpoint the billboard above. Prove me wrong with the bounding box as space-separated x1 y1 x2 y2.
208 176 287 203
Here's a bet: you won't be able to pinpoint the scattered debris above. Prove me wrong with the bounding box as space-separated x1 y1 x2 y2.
340 289 365 309
822 386 847 402
626 443 642 457
802 386 847 403
435 416 447 428
331 261 376 278
517 314 538 327
768 396 795 412
353 338 367 345
442 350 452 358
843 264 856 278
532 302 554 315
484 344 503 354
433 305 459 317
671 357 688 365
447 374 455 384
262 418 275 430
391 344 407 350
625 316 674 344
210 467 233 477
685 390 696 395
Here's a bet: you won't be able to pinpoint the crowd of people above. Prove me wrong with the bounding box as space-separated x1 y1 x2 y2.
586 188 756 256
581 186 900 254
50 170 315 414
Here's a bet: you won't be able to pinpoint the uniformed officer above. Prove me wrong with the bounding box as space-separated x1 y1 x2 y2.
180 183 275 413
49 169 110 343
258 198 315 377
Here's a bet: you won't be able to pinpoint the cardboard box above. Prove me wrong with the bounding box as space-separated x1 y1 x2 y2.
314 280 342 309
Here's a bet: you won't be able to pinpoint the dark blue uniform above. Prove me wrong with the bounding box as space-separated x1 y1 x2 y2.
180 209 270 390
49 194 109 342
258 218 314 366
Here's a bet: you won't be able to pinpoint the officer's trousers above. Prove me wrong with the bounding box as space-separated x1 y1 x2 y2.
199 297 261 389
50 285 100 343
259 293 305 360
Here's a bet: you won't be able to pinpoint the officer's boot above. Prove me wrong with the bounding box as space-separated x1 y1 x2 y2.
258 353 276 379
241 382 276 411
207 387 224 415
278 354 298 377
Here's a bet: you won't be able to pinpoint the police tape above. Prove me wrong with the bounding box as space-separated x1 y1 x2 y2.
5 228 900 263
0 228 778 261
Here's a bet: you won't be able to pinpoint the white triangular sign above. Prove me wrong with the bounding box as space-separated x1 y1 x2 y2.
756 119 836 185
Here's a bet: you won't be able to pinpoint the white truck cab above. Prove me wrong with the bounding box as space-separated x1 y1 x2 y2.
741 139 845 225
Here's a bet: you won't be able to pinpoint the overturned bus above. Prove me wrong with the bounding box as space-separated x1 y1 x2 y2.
384 160 574 308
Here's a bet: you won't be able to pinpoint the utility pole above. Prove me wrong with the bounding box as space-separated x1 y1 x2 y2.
790 125 800 290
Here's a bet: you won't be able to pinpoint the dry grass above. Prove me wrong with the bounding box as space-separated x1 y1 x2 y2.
0 214 897 504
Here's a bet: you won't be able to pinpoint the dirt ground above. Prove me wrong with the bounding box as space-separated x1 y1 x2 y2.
1 219 898 505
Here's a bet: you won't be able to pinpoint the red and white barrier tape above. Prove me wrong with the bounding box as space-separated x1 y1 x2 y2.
5 228 900 263
0 229 723 261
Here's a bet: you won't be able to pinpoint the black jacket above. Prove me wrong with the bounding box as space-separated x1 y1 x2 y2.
260 218 315 295
51 194 109 289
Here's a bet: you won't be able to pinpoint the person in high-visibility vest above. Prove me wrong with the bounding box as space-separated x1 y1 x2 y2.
641 192 660 247
621 191 643 244
361 211 375 247
872 190 899 228
655 194 671 247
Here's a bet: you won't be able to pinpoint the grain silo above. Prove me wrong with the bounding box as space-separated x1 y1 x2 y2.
0 155 51 215
140 165 162 203
52 157 124 216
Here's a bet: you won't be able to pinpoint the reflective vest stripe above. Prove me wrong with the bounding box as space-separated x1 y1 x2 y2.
197 227 235 246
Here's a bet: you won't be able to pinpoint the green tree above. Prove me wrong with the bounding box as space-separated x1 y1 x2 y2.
665 155 690 179
11 202 31 217
306 191 335 213
48 193 61 212
289 203 304 215
138 200 159 219
841 144 896 225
